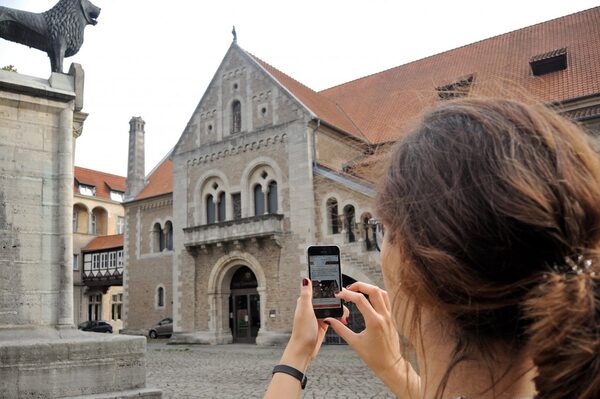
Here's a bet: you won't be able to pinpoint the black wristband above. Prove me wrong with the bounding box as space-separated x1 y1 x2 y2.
272 364 307 389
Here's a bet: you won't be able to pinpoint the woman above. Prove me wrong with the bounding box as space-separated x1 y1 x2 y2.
265 98 600 399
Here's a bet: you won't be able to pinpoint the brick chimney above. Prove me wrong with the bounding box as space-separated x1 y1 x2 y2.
125 116 145 200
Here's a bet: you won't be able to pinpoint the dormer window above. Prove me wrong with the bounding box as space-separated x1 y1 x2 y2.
110 190 124 202
232 100 242 133
437 75 474 100
530 48 567 76
79 184 95 196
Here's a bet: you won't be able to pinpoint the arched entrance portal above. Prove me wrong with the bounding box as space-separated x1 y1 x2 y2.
228 266 261 343
324 274 366 345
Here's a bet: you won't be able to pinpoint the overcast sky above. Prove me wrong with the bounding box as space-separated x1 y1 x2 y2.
1 0 598 177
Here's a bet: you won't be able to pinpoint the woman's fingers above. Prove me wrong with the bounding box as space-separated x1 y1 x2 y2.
324 317 357 345
300 278 313 302
335 288 380 325
346 282 391 315
342 305 350 325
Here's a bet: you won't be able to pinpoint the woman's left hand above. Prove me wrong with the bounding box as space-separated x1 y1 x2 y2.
283 278 332 368
265 278 348 398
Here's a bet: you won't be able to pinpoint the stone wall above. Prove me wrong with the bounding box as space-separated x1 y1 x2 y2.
123 195 173 333
315 127 365 171
0 71 75 327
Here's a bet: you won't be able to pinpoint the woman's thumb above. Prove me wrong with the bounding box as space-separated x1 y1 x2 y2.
300 278 312 302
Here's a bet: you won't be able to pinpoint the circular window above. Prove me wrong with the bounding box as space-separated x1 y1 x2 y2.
208 124 213 131
261 107 267 115
212 182 219 190
233 83 239 90
261 171 268 179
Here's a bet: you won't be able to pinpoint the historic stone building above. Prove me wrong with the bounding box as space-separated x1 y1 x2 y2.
73 166 126 331
123 8 600 344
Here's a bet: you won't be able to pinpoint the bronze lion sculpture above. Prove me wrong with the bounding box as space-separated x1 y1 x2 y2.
0 0 100 73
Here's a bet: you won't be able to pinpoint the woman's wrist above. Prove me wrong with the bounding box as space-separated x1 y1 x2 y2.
280 340 312 372
376 359 420 398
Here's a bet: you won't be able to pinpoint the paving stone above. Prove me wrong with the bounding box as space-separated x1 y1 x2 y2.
145 341 394 398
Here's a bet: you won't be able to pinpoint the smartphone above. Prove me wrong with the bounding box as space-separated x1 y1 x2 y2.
307 245 343 318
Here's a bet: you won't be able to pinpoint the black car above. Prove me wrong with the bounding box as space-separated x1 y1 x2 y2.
78 320 113 333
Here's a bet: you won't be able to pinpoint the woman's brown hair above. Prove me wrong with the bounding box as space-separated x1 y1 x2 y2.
377 97 600 398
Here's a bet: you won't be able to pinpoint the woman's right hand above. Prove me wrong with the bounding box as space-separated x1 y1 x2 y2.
324 282 420 398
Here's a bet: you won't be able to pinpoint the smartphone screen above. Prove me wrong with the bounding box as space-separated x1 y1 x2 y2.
307 245 343 318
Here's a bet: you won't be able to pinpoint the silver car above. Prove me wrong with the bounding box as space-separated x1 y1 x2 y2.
148 317 172 339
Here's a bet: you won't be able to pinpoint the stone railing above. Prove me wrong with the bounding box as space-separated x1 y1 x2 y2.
183 214 284 248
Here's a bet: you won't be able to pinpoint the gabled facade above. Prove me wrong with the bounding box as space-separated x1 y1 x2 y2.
123 7 600 344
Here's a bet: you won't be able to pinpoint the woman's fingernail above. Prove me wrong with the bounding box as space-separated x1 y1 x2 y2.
324 320 330 325
302 278 309 286
334 290 340 295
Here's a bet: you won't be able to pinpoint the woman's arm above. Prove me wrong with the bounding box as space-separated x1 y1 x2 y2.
264 278 332 398
325 283 421 398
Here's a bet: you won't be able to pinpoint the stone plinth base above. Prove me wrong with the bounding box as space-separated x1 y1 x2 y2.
0 327 161 398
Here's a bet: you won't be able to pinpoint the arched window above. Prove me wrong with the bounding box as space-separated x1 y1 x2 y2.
164 221 173 251
206 194 216 224
344 205 356 243
157 286 165 308
254 184 264 216
153 223 162 253
91 207 108 235
218 192 226 222
267 181 278 214
326 198 340 234
232 100 242 133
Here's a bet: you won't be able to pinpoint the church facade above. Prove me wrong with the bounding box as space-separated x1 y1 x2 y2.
122 8 600 344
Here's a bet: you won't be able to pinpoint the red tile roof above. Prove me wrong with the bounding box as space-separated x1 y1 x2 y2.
134 159 173 200
74 166 126 200
82 234 124 251
250 7 600 144
320 7 600 143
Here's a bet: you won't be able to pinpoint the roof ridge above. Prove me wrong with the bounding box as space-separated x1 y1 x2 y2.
145 148 173 179
320 6 599 94
74 165 126 179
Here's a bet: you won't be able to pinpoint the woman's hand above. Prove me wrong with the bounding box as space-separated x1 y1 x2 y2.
265 278 348 398
324 282 420 398
283 278 330 368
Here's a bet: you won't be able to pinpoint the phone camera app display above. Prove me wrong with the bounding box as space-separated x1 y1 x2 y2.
309 254 342 309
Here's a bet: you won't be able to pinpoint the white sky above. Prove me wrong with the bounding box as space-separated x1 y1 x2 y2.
1 0 598 177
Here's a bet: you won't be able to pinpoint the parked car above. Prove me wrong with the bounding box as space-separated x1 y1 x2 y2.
78 320 113 333
149 317 172 339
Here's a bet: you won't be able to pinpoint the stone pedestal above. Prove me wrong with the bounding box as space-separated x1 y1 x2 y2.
0 68 160 398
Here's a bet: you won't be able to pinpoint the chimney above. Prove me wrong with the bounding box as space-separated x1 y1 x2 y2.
125 116 145 200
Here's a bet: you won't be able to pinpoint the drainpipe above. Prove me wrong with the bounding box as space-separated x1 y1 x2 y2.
311 119 321 169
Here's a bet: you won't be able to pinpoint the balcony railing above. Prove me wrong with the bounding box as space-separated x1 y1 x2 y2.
183 214 284 248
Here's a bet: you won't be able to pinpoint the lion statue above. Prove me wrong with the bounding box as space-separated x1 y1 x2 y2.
0 0 100 73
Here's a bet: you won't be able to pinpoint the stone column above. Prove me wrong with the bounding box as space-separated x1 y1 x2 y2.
58 106 74 326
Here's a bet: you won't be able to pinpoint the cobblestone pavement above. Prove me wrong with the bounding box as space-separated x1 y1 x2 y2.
146 340 394 399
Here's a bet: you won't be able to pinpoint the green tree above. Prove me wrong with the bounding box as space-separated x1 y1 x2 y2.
1 65 17 72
